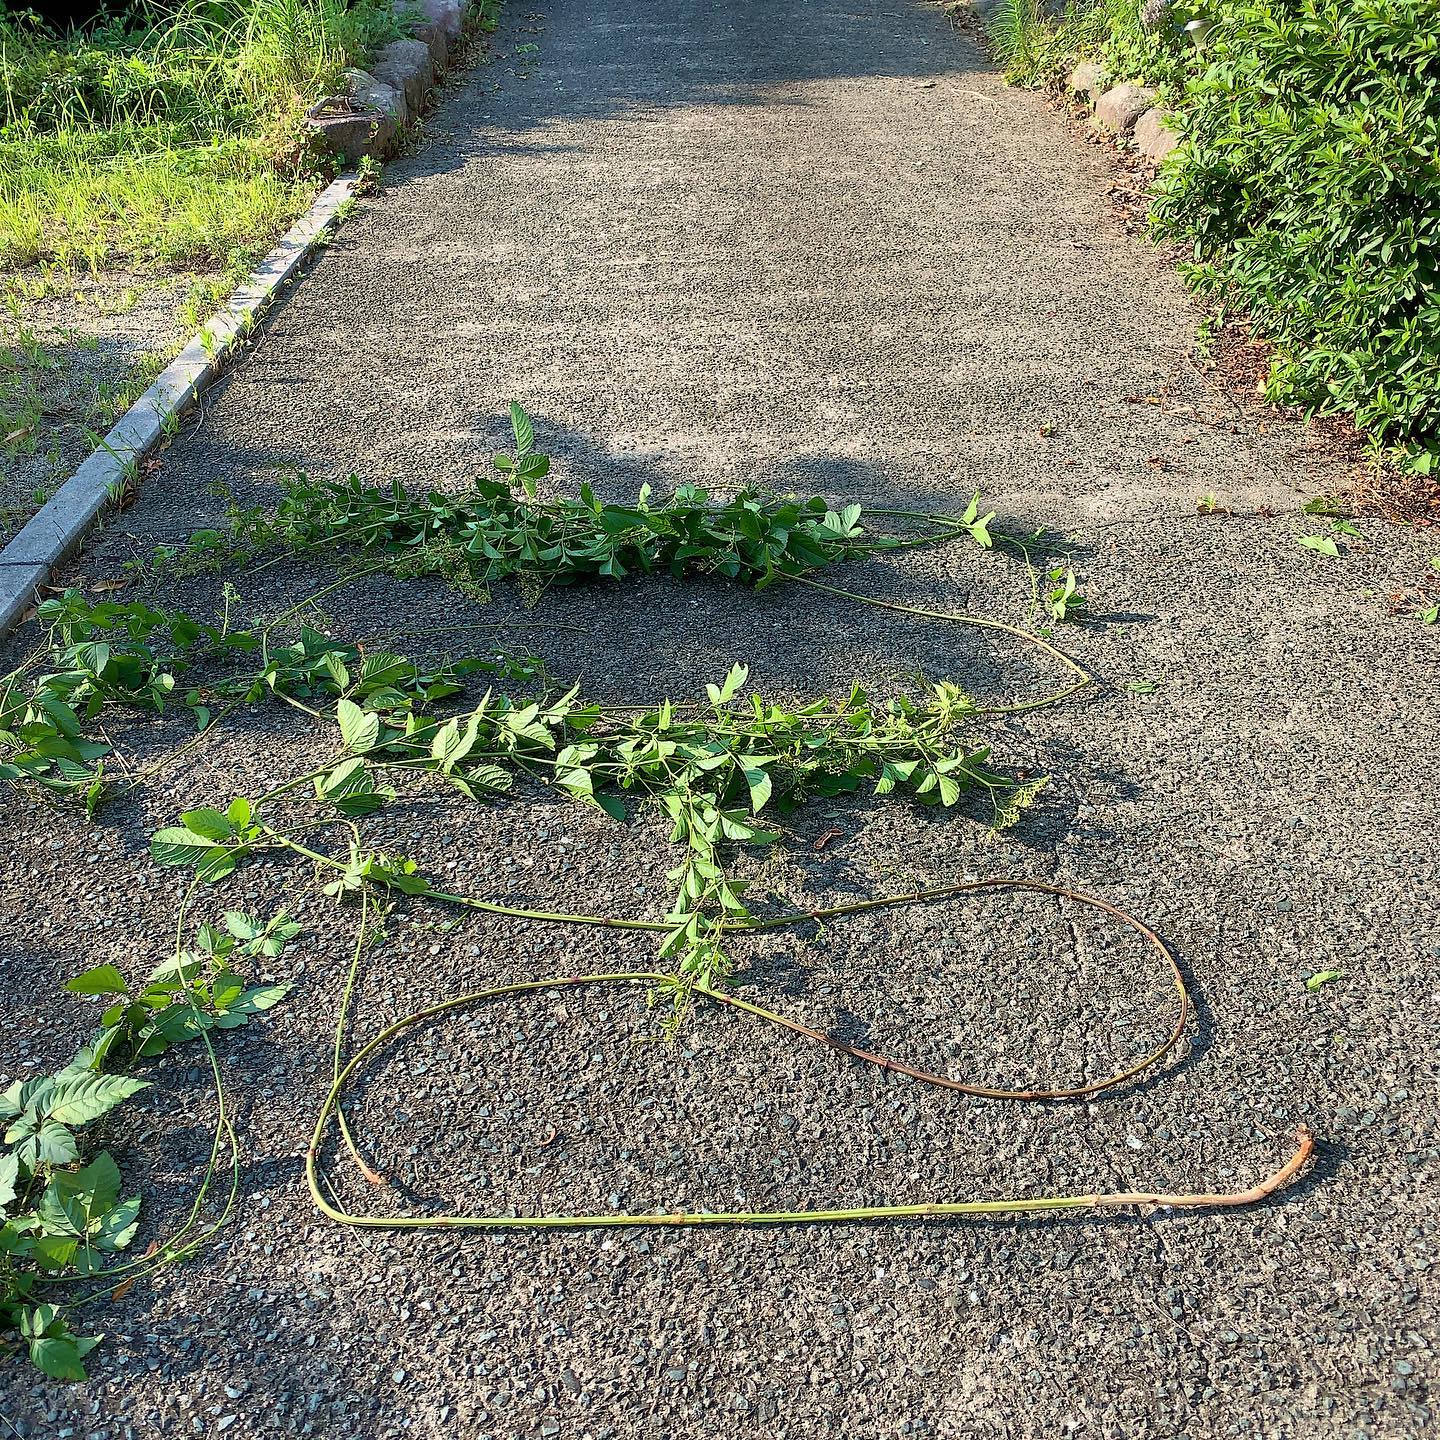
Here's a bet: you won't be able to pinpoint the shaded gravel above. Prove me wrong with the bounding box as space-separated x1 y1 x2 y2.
2 1 1437 1437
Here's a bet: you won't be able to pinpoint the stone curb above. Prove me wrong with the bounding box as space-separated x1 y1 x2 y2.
0 174 357 637
1067 62 1178 165
309 0 467 165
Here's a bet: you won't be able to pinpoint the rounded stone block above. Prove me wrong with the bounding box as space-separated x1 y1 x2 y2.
373 39 433 115
1093 82 1158 138
308 105 398 165
417 0 464 41
1134 107 1180 164
346 67 408 128
1068 60 1107 101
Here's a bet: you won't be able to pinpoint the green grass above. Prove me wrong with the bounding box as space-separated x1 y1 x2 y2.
0 0 409 273
986 0 1199 95
0 127 311 271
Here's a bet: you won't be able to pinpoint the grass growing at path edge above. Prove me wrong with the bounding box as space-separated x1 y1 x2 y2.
0 0 410 273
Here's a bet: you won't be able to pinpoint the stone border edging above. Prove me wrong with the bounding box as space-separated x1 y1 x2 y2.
1068 63 1178 165
309 0 467 164
0 174 357 638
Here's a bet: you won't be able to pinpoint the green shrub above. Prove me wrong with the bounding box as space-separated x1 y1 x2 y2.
1152 1 1440 450
987 0 1199 92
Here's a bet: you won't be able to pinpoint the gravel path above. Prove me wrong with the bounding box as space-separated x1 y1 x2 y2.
3 2 1438 1437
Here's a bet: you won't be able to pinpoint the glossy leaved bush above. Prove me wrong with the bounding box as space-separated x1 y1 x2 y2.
1151 1 1440 455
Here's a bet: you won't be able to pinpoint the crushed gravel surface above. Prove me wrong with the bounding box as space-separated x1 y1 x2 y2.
1 2 1437 1437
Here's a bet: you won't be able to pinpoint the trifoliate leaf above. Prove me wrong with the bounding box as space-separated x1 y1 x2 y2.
336 698 379 754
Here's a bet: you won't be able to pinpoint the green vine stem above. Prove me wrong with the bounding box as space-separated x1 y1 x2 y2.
298 875 1317 1232
785 574 1093 715
306 950 1311 1231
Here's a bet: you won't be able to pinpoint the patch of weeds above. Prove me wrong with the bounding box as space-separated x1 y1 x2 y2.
81 350 170 437
179 273 242 335
0 308 60 456
0 1 411 273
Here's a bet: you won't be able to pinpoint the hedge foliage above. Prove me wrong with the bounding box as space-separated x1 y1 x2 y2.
991 0 1440 462
1151 1 1440 458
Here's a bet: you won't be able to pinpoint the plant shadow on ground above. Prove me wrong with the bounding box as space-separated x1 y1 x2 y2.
395 0 975 176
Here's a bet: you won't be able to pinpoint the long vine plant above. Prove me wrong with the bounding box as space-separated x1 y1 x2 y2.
0 406 1314 1380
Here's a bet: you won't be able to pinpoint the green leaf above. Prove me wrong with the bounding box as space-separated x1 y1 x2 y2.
336 698 380 754
31 1233 79 1271
64 964 128 997
45 1072 148 1127
705 663 748 708
222 911 260 941
30 1120 81 1167
228 983 290 1016
195 845 242 884
430 718 472 768
37 1151 136 1249
0 1150 18 1206
1298 534 1340 558
509 402 535 459
29 1334 93 1381
594 792 627 822
22 1306 100 1381
1305 969 1342 991
554 766 593 800
317 758 390 817
150 826 222 869
179 807 233 841
92 1194 141 1251
743 767 772 813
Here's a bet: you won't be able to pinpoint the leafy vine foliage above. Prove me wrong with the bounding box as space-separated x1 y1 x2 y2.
1 913 296 1379
0 588 528 812
0 406 1064 1379
149 659 1038 1023
169 404 891 593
